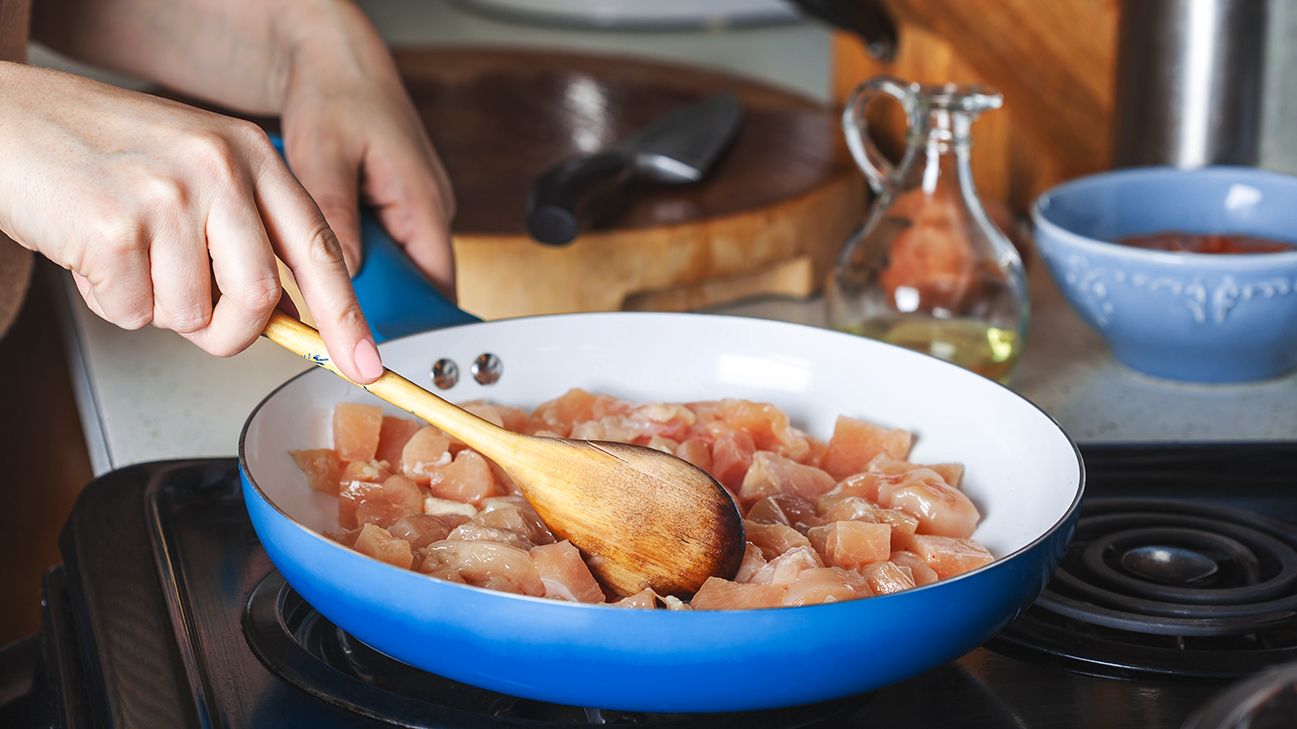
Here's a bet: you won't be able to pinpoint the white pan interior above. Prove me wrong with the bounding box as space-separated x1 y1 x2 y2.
243 313 1082 561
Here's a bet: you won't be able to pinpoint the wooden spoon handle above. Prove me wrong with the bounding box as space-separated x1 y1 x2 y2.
262 311 514 460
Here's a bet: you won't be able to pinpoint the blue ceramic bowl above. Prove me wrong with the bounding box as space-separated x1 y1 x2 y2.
1032 166 1297 383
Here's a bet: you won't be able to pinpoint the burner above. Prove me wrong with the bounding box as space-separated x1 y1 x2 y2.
242 572 855 728
990 498 1297 679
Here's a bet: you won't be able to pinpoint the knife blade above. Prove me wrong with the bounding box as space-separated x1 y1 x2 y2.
525 93 743 245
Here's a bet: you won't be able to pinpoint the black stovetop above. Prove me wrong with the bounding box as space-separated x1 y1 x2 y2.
3 444 1297 729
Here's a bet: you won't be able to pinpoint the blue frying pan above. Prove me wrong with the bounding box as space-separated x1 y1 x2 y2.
239 138 1083 712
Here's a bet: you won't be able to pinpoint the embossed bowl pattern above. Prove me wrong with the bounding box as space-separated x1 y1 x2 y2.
1033 167 1297 383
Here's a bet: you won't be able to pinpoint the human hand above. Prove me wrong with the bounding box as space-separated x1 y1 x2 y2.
276 0 456 296
0 62 384 383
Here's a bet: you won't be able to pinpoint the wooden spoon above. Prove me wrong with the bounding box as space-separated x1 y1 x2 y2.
264 311 745 597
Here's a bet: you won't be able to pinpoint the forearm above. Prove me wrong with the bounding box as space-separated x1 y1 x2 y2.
29 0 375 115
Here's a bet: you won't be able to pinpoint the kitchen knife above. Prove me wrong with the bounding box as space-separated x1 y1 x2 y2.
525 92 743 245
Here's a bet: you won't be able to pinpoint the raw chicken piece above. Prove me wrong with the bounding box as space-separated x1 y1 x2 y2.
530 541 606 603
861 561 917 594
387 514 453 550
782 567 871 606
419 540 546 596
878 474 980 538
708 427 757 494
930 463 965 488
340 459 392 485
819 416 912 481
423 496 478 523
662 595 691 611
612 588 661 609
745 497 791 526
745 520 813 560
675 437 713 472
354 523 414 569
290 449 343 495
807 521 892 570
889 550 939 586
869 455 964 488
646 435 679 453
474 502 555 546
333 403 384 461
354 475 424 529
625 403 696 442
447 523 535 550
895 533 994 579
569 416 641 442
401 427 451 485
327 527 361 547
738 452 835 504
337 464 393 529
816 494 881 523
532 389 631 436
749 546 823 585
427 450 501 504
375 417 423 466
826 472 893 503
689 400 812 461
690 577 788 610
734 542 768 582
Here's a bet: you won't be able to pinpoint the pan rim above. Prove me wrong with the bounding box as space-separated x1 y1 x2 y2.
238 311 1085 614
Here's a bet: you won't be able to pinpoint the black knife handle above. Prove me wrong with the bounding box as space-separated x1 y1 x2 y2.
526 151 634 245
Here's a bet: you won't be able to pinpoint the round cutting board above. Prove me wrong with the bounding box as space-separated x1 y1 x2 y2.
393 48 864 319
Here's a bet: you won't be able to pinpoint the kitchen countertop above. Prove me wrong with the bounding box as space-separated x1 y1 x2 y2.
57 257 1297 478
39 2 1297 477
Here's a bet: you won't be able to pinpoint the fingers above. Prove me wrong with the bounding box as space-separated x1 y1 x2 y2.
82 226 154 330
254 154 382 384
371 147 458 299
148 225 213 335
286 139 363 276
182 183 283 357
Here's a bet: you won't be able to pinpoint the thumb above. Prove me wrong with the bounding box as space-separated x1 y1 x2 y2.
286 146 363 276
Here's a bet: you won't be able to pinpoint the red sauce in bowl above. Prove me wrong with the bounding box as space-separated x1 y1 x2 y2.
1119 232 1294 254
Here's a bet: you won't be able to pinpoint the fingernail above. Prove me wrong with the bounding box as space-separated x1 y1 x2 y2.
353 337 384 381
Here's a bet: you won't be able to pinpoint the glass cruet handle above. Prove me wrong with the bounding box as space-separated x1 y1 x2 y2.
841 75 918 195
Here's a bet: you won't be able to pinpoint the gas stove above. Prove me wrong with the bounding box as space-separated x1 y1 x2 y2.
2 444 1296 729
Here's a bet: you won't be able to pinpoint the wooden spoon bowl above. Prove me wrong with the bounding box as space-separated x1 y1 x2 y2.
264 312 745 597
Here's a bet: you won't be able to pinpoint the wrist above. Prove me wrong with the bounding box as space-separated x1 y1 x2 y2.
272 0 393 105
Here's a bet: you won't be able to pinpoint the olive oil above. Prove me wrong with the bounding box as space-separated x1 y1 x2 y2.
843 316 1021 383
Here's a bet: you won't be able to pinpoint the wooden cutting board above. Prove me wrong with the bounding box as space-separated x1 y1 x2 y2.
391 48 864 319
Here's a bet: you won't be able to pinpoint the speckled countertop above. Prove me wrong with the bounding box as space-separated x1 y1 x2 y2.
42 2 1297 477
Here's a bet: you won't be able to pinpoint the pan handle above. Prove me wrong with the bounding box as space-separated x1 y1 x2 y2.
268 134 479 341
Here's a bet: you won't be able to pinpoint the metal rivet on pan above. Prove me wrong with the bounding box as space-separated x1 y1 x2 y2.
471 353 503 385
430 358 459 389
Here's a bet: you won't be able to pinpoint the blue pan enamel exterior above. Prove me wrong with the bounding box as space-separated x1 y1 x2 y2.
245 135 1084 711
1033 166 1297 383
268 133 480 340
241 470 1078 711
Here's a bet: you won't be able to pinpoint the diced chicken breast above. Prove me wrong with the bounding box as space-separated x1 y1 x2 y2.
890 550 939 586
401 427 452 485
333 403 384 462
861 561 917 594
895 533 994 579
419 540 545 596
690 577 788 610
530 541 606 603
819 415 912 480
290 449 343 495
354 523 414 569
734 542 768 582
807 521 892 570
782 567 871 606
375 416 423 466
744 520 814 560
878 474 980 538
738 451 835 504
